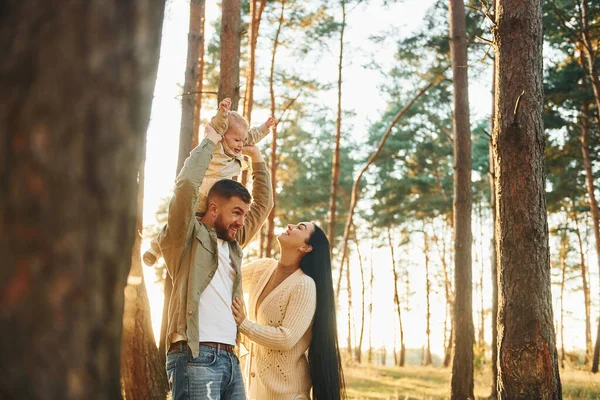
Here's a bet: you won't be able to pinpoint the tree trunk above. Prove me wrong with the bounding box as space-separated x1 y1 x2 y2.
328 0 346 254
449 0 474 397
0 1 165 397
121 160 169 399
367 238 375 364
354 237 366 363
493 0 562 397
192 0 207 149
424 229 433 366
178 0 206 179
489 61 499 398
218 0 242 109
346 250 353 360
559 226 568 370
265 0 285 258
477 205 485 353
388 228 406 367
434 221 454 368
243 0 267 122
572 206 592 365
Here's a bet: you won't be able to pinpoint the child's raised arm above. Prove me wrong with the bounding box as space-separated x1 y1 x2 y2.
245 117 276 146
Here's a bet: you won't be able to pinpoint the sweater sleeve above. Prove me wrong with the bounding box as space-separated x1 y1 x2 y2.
245 124 270 146
239 277 316 351
241 259 270 292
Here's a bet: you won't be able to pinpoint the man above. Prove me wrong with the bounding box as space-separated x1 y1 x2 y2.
160 123 273 399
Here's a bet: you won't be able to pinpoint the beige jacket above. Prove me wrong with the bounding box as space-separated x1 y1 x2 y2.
158 139 273 358
240 258 316 400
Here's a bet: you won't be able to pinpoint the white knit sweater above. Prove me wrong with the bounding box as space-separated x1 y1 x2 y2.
240 258 316 400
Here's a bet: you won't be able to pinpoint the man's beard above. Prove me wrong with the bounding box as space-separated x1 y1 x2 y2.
214 215 239 241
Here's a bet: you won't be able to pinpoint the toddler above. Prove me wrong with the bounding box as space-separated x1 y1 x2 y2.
143 97 275 266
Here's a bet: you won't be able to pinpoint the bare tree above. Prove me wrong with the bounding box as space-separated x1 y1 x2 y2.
328 0 347 254
449 0 474 396
265 0 286 257
354 237 366 363
243 0 268 122
493 0 562 396
388 228 406 366
0 1 165 397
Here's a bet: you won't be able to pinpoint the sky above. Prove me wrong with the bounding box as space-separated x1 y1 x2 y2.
140 0 598 361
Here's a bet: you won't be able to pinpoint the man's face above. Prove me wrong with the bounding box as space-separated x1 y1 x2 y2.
223 121 247 154
213 196 250 241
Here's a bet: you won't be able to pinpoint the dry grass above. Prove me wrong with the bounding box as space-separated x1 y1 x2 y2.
344 364 600 400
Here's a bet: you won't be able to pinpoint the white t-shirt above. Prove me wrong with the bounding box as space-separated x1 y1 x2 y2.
197 239 237 345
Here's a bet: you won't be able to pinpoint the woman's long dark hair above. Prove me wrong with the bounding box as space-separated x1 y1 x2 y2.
299 224 346 400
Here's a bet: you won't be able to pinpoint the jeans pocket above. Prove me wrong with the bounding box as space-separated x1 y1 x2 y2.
188 348 218 367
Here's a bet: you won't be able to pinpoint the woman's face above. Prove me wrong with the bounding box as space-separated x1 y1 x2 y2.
278 222 315 250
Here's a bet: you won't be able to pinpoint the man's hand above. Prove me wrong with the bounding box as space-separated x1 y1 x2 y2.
241 144 264 163
204 124 222 145
231 297 247 325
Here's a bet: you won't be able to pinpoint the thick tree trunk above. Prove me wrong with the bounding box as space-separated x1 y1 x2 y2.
493 0 562 397
265 0 285 258
328 0 346 253
243 0 267 122
218 0 242 109
0 1 165 398
121 161 168 399
449 0 474 397
354 238 366 363
178 0 206 178
388 228 406 367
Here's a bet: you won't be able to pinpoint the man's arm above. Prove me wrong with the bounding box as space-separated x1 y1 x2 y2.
160 127 221 275
236 146 273 248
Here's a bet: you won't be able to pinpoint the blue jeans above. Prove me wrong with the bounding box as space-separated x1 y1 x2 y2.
166 343 246 400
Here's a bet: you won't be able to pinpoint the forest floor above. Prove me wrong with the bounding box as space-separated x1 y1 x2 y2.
344 363 600 399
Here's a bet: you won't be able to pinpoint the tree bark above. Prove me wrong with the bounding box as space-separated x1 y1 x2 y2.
449 0 474 397
178 0 206 178
121 160 168 399
328 0 347 254
218 0 242 109
388 228 406 367
493 0 562 397
243 0 267 122
265 0 285 258
0 1 165 397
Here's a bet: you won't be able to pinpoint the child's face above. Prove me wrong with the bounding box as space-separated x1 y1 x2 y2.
223 123 247 154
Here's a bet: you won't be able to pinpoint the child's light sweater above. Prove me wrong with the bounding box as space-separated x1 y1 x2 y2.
240 258 316 400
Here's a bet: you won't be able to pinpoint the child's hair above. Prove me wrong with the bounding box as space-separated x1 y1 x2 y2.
227 110 249 132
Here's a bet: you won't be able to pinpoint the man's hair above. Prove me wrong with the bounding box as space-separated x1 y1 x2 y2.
206 179 251 204
227 111 249 132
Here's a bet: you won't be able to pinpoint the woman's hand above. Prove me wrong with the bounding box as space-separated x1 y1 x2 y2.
231 297 247 325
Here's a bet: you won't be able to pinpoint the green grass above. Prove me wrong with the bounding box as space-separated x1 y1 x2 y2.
344 364 600 399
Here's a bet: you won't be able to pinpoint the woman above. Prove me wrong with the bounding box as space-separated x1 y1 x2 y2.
231 222 345 400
